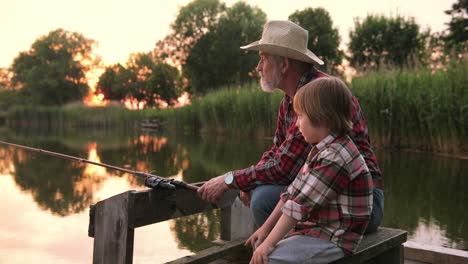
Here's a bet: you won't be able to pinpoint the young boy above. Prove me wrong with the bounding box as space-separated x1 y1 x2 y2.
245 77 373 264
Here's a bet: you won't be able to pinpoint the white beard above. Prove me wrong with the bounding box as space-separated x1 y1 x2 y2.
259 65 282 93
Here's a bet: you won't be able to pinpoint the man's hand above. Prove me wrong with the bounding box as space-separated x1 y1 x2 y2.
197 175 229 203
239 191 252 207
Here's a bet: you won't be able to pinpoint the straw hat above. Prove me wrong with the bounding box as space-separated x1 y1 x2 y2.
241 20 324 65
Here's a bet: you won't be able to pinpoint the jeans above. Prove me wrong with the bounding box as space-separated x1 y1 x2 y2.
250 185 286 227
268 235 345 264
250 185 384 233
365 187 384 233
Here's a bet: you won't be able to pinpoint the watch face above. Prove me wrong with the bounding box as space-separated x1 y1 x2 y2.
224 173 234 185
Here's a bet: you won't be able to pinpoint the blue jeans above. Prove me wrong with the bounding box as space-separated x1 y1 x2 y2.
268 235 344 264
250 185 384 233
365 187 384 233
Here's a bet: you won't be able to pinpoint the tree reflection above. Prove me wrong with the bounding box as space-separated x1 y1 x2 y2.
379 151 468 250
98 135 186 183
171 210 221 252
3 129 467 251
172 134 271 183
9 141 91 216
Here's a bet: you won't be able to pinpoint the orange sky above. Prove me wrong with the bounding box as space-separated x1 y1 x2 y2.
1 0 455 69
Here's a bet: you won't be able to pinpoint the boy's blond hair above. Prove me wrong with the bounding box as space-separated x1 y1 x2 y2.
293 77 353 136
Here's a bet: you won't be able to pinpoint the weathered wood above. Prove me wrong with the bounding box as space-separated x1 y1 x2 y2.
88 204 95 237
130 188 238 228
164 239 249 264
89 186 241 264
404 241 468 264
168 227 407 264
220 198 255 241
93 190 135 264
331 227 407 264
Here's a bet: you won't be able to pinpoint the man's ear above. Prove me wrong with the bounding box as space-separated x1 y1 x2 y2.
281 57 289 74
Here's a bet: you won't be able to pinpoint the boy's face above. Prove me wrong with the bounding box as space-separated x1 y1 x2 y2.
296 112 330 144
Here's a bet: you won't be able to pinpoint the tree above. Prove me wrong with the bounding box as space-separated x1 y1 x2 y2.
95 63 129 101
155 0 226 67
148 63 183 106
96 52 183 108
443 0 467 53
289 7 343 74
183 1 266 93
11 29 99 105
0 68 13 90
348 15 427 71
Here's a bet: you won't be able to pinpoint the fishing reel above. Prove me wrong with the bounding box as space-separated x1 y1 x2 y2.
145 177 176 190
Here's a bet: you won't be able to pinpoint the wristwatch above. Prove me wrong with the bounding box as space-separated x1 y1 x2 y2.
224 172 235 188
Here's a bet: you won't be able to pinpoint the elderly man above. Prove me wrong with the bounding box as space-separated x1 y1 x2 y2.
198 20 384 234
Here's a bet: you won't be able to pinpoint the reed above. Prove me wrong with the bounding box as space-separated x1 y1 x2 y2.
350 60 467 155
6 103 148 130
151 83 282 137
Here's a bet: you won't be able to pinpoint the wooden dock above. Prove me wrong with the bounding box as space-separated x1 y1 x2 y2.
88 185 468 264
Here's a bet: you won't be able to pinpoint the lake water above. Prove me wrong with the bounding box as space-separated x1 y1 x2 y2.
0 128 466 263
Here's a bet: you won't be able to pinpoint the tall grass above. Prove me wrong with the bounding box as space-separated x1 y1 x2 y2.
151 83 283 137
350 60 467 154
6 103 151 131
155 63 467 155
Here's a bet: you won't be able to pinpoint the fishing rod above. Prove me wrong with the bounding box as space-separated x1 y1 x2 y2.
0 140 199 192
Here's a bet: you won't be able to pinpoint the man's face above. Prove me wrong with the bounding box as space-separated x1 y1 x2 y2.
256 51 282 92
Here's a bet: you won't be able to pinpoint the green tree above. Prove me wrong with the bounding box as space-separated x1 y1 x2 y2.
289 7 343 74
148 63 183 106
11 29 98 105
0 68 13 91
348 15 427 71
184 1 266 93
155 0 226 67
95 63 130 101
443 0 468 53
125 52 155 107
96 53 183 108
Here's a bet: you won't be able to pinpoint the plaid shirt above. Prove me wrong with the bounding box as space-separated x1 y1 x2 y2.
280 134 373 255
233 69 383 190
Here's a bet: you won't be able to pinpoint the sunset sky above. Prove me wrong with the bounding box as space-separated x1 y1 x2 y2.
1 0 456 69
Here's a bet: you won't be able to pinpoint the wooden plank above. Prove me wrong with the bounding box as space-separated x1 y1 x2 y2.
130 188 239 228
404 241 468 264
332 227 407 264
130 188 213 228
167 227 407 264
164 239 250 264
220 198 255 241
93 190 135 264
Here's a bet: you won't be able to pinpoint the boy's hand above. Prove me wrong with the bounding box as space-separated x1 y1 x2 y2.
250 242 274 264
245 226 268 249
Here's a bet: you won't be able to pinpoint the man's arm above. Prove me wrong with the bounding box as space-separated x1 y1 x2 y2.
198 97 310 203
233 121 311 191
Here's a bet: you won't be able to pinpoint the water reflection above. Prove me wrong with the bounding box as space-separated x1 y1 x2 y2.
10 141 90 216
378 150 468 250
0 129 466 264
171 210 221 252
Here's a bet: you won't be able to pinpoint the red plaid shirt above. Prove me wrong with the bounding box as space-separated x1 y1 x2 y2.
233 69 383 190
280 134 373 255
